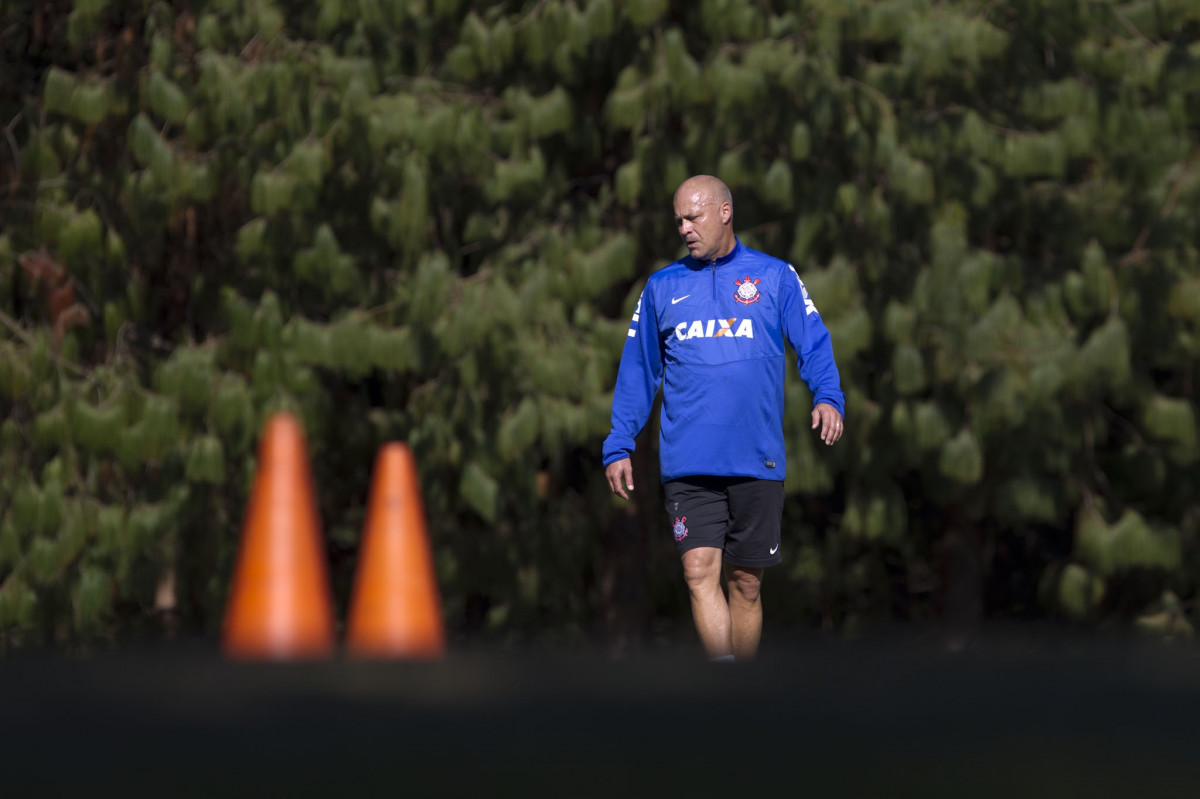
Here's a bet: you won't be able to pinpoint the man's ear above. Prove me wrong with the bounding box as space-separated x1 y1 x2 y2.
721 202 732 224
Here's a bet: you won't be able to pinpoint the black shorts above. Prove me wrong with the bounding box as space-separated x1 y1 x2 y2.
663 476 785 567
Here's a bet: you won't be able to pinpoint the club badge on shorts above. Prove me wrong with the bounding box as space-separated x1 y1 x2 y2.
734 276 761 305
672 516 689 541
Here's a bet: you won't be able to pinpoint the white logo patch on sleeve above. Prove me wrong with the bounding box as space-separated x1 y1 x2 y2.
787 264 818 316
627 294 643 338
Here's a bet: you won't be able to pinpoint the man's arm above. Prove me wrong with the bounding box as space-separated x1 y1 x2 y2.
780 264 845 445
602 288 664 492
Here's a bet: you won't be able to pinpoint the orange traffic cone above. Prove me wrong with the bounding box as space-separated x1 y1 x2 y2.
345 443 445 658
222 413 335 659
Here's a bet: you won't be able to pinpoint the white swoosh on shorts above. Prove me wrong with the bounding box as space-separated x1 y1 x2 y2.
671 295 691 304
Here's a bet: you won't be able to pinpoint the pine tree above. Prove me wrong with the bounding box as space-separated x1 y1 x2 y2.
1 0 1198 649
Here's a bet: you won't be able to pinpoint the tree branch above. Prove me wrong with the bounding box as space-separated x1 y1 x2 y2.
0 309 89 377
1119 152 1195 267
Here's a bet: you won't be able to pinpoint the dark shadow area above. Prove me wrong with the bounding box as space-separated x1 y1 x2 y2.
4 628 1200 797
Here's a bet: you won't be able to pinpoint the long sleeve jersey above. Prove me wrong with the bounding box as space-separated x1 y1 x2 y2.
602 239 845 482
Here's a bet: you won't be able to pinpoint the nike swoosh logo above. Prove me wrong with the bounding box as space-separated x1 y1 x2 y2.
770 544 779 555
671 295 691 304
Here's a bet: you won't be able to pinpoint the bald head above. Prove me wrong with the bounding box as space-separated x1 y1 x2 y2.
673 175 736 262
674 175 733 212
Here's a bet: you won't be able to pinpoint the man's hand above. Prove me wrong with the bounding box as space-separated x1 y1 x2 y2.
606 458 634 499
811 403 844 446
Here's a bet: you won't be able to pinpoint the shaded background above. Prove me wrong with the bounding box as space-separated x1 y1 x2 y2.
6 632 1200 796
1 0 1200 656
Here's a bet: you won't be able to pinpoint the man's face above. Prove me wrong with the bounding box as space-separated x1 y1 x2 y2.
673 190 729 263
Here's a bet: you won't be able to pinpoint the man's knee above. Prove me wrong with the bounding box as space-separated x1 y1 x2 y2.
726 566 764 604
681 547 722 590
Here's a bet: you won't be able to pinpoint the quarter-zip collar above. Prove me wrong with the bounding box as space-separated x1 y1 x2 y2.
686 237 744 270
684 237 744 302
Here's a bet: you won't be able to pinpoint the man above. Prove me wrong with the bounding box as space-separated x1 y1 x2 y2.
602 175 844 661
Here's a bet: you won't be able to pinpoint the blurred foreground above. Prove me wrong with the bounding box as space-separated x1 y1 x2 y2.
4 629 1199 798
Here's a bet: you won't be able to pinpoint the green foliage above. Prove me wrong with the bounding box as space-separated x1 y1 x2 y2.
892 344 926 396
1135 591 1194 639
294 224 358 297
459 461 499 523
939 430 984 486
2 0 1200 648
1075 506 1181 578
0 341 34 401
842 482 907 545
185 435 226 484
156 346 217 419
44 67 112 125
146 71 189 125
1142 394 1198 465
1057 564 1105 620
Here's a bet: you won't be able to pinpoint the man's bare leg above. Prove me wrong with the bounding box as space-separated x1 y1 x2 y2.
681 547 731 658
725 564 764 660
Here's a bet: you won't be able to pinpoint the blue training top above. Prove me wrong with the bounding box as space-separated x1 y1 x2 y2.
602 239 845 483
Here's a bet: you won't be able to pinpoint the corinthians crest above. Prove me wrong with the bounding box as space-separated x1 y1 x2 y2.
672 516 688 541
734 276 762 305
